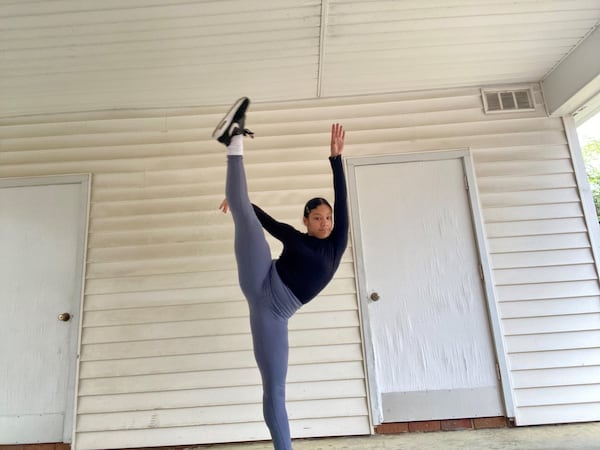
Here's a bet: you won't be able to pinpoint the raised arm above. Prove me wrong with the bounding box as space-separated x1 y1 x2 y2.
329 124 349 247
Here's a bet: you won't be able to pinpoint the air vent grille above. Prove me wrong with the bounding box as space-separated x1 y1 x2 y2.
482 88 535 113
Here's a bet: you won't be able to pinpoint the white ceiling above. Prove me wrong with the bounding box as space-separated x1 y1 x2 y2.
1 0 599 117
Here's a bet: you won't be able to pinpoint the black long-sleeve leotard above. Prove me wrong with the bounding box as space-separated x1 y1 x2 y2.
252 155 349 304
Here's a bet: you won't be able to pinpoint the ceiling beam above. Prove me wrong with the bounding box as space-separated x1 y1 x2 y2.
541 24 600 118
316 0 329 98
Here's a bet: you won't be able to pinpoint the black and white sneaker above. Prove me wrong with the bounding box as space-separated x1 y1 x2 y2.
212 97 254 146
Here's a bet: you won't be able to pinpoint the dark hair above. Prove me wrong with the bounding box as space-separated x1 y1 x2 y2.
303 197 332 218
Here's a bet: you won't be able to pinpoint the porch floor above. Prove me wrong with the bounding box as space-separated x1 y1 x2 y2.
193 422 599 449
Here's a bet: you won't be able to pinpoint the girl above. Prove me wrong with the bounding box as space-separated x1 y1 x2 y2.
214 97 348 450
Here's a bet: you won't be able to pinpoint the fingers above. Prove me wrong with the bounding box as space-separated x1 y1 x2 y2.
332 124 345 144
219 198 229 214
330 123 345 156
331 123 344 139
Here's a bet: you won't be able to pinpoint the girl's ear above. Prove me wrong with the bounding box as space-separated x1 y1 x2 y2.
303 216 309 227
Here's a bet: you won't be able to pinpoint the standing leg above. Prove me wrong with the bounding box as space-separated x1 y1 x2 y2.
250 300 293 450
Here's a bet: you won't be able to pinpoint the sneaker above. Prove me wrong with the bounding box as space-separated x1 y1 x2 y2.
212 97 254 146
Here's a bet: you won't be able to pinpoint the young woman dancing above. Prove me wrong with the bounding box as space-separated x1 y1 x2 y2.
213 97 348 450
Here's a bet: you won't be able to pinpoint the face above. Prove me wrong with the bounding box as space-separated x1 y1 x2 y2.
303 204 333 239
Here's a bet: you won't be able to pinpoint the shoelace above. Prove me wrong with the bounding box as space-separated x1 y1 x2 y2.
241 128 254 139
233 127 254 139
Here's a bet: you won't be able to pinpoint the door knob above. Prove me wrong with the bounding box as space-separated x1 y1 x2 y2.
58 313 71 322
370 292 380 301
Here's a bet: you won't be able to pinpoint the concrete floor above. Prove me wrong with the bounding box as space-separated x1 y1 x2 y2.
196 422 600 450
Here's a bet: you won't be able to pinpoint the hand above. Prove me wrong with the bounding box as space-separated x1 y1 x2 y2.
219 198 229 214
330 123 345 157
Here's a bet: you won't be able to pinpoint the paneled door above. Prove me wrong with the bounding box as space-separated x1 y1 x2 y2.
347 152 505 423
0 175 89 444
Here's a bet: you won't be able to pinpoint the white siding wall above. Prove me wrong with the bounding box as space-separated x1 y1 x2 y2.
1 85 599 448
0 103 369 449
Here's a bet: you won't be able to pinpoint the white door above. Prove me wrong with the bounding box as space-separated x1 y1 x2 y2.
0 175 89 444
348 153 504 423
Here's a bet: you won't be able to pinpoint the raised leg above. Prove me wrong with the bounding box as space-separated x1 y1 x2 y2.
226 154 272 300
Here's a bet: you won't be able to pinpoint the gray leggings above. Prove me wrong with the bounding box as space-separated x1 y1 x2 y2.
226 155 301 450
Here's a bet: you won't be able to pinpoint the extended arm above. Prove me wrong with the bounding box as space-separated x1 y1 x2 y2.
219 198 297 242
252 204 298 241
329 124 349 247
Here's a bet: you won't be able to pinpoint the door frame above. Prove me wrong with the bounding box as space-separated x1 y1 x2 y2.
0 173 90 443
345 150 514 426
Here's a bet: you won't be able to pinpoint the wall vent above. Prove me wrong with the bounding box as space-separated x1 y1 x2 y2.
481 88 535 113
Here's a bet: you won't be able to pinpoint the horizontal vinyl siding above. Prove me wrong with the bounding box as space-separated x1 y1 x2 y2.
470 91 600 424
1 85 599 447
0 101 370 448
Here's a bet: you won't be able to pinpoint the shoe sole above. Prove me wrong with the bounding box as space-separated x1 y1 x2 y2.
212 97 249 140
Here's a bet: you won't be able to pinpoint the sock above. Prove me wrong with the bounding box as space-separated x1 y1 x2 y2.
227 134 244 156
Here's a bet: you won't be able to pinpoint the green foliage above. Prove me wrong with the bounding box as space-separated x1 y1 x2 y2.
581 139 600 220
